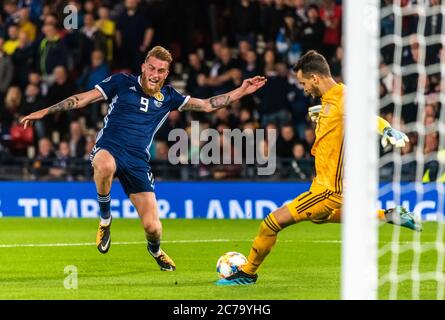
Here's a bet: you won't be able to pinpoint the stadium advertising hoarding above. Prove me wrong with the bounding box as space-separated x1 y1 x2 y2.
0 182 442 220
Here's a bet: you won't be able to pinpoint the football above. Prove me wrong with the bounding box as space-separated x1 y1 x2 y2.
216 251 247 278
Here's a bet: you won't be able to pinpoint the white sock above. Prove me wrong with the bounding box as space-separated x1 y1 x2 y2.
100 216 111 226
150 250 161 257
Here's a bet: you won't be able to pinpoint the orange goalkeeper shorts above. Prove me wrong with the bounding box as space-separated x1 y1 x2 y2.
286 183 343 224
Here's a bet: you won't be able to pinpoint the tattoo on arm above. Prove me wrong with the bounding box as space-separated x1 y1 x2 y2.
184 104 205 112
209 95 231 110
184 94 231 112
47 96 80 114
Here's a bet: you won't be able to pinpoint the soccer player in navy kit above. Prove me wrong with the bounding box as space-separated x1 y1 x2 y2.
22 46 267 271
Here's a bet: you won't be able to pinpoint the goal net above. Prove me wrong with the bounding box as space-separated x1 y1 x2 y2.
343 0 444 300
377 0 445 300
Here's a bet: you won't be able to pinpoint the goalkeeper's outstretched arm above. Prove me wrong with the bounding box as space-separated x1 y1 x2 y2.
306 107 409 149
21 89 105 129
377 116 409 149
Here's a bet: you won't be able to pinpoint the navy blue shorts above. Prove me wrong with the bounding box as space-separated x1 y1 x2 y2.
90 143 155 196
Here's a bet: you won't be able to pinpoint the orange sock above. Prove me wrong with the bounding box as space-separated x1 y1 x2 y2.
241 214 282 275
377 209 386 221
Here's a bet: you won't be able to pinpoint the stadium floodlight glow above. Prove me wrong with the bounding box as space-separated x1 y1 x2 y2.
342 0 379 300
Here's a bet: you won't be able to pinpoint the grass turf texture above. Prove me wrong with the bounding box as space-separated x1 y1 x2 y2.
0 218 441 299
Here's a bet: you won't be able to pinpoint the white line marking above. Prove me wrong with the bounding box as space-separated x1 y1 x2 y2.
0 239 242 249
0 239 432 249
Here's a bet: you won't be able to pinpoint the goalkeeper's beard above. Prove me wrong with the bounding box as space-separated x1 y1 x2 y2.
309 85 322 99
141 72 165 96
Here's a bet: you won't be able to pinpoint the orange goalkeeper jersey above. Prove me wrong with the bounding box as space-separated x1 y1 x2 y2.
311 82 345 194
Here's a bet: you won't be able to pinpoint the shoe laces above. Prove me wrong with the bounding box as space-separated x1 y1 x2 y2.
98 226 106 239
158 253 170 263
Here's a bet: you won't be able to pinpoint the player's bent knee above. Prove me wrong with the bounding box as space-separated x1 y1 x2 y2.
94 161 116 177
92 151 116 174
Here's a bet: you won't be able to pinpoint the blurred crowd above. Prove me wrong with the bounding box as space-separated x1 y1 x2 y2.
0 0 443 182
379 0 444 182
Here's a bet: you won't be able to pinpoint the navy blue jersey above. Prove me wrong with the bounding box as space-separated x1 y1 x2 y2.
94 73 189 161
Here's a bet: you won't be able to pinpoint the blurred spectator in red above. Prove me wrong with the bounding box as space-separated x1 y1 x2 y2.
1 86 23 130
4 86 34 156
319 0 342 60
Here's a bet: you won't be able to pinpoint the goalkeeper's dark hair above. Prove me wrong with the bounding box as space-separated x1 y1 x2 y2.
293 50 331 78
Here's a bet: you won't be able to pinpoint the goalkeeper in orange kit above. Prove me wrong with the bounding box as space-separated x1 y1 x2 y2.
216 50 422 286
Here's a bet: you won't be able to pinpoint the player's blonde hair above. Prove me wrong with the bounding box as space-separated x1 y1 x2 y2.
145 46 173 64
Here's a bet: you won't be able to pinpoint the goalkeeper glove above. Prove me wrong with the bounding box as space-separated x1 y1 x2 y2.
381 126 409 149
308 105 322 122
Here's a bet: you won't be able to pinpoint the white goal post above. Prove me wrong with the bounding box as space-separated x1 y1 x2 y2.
342 0 380 300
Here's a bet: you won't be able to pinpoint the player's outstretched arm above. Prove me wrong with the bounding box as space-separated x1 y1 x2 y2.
181 76 267 112
21 88 104 129
377 116 409 149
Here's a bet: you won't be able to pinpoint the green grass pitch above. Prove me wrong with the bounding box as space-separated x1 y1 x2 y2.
0 218 441 299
